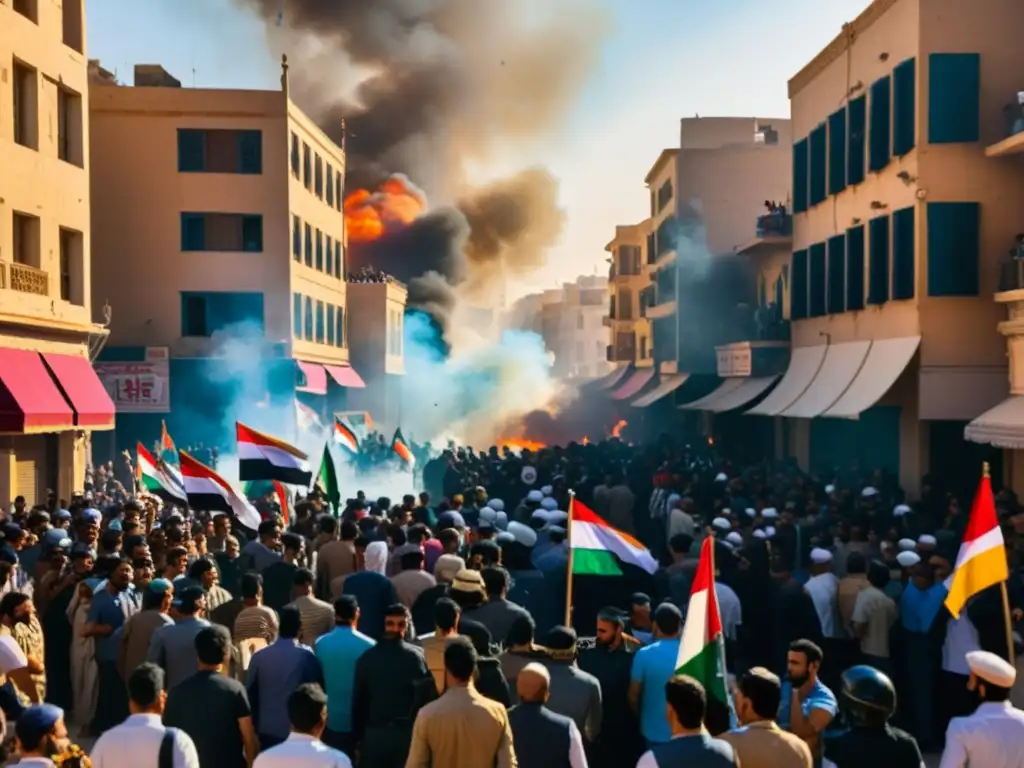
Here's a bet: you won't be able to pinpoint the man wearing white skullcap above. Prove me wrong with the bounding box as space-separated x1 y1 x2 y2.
940 650 1024 767
715 472 729 483
752 529 767 540
540 497 558 511
896 551 920 568
764 526 776 538
825 484 836 495
490 499 505 512
806 548 840 639
540 485 554 497
712 517 731 532
893 504 911 517
507 522 538 548
917 534 937 551
762 508 779 520
526 489 544 504
861 486 879 498
726 532 743 547
898 538 916 551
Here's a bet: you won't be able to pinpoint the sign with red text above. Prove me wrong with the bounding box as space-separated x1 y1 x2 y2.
95 360 170 412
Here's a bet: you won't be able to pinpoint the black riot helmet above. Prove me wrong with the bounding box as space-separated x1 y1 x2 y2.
840 665 897 727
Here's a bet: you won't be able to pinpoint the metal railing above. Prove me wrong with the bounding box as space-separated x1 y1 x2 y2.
756 212 792 237
9 263 49 296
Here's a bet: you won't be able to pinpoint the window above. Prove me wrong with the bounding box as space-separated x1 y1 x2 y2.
62 0 83 52
928 53 980 144
315 230 324 271
809 242 827 317
846 225 866 311
639 336 647 359
177 129 262 174
304 223 313 267
315 301 325 343
304 297 313 339
790 249 809 320
892 206 915 300
326 165 335 206
290 133 300 177
868 215 891 305
869 75 892 172
13 0 37 22
827 108 847 196
12 61 38 150
327 305 336 345
847 95 867 186
180 292 264 337
792 138 809 213
827 235 846 314
180 213 263 252
657 180 673 211
303 143 312 189
325 235 334 276
336 176 342 210
12 212 40 267
618 288 633 320
656 216 676 256
650 190 657 217
892 58 916 156
315 155 323 198
56 86 83 166
59 228 84 305
335 241 344 278
336 306 345 347
809 124 827 206
292 216 301 261
927 202 979 297
292 293 302 336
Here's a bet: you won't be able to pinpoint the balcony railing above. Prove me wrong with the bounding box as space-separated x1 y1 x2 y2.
9 263 49 296
756 212 792 237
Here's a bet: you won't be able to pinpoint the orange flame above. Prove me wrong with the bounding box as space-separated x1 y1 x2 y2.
611 419 627 438
499 437 546 452
344 174 427 244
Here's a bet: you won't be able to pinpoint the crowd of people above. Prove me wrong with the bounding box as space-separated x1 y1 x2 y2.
0 436 1021 766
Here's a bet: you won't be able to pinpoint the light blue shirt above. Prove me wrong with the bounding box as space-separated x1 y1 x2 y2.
900 582 947 634
315 626 375 733
777 678 838 730
630 637 680 743
87 586 140 662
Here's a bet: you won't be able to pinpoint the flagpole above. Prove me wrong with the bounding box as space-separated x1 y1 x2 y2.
564 491 576 628
987 461 1017 665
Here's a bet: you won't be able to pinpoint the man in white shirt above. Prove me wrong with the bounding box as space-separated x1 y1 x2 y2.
803 549 839 639
254 683 351 767
90 662 199 768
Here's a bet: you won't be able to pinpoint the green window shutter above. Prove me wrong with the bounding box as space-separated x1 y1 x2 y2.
809 125 827 206
237 130 263 174
177 129 205 172
892 58 916 156
292 216 301 261
928 53 980 144
828 108 847 195
809 243 827 317
241 215 263 252
845 225 866 311
180 213 205 251
927 202 980 296
847 95 867 186
793 139 809 213
892 206 916 300
292 293 302 336
827 235 846 314
868 215 891 305
869 76 892 172
790 250 808 320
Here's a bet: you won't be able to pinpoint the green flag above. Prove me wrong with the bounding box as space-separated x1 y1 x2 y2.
316 443 340 515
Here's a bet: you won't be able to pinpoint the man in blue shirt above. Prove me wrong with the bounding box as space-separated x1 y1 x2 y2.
85 558 140 733
628 603 683 746
315 595 374 759
898 559 947 750
777 639 837 768
246 605 323 749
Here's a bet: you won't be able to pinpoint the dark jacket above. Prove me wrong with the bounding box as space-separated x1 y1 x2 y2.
648 733 736 767
509 702 572 768
352 636 437 740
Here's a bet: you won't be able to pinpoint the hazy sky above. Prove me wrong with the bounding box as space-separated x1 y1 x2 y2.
86 0 872 297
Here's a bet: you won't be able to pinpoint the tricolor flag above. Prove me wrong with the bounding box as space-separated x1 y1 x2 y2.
674 537 729 716
334 417 360 454
391 428 414 467
315 444 341 515
945 467 1009 618
159 421 184 488
135 443 187 505
569 498 658 576
179 450 262 530
272 480 291 527
295 400 323 434
236 422 312 486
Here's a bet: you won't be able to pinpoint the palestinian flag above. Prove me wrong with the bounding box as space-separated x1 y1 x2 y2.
334 417 360 454
272 480 291 527
391 428 414 467
316 443 341 515
236 422 312 486
569 498 658 576
136 443 187 504
179 450 262 530
675 537 729 712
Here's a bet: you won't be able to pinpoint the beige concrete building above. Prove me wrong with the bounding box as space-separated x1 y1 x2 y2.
749 0 1024 497
89 58 374 455
604 221 653 372
0 0 114 505
345 279 407 431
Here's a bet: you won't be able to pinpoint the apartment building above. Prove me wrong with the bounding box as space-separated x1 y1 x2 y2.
345 279 407 431
747 0 1024 496
604 220 653 371
0 0 115 503
89 58 369 455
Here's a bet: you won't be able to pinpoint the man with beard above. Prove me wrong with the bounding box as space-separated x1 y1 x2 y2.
777 639 837 766
85 558 140 733
578 607 642 768
352 604 436 767
0 595 45 706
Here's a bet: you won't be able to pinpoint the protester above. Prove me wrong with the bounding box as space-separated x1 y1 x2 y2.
314 596 374 757
636 676 737 767
252 683 352 767
509 662 587 767
720 667 812 768
146 584 210 690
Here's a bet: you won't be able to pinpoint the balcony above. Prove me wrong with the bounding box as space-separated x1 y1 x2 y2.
986 97 1024 157
720 303 790 344
1000 255 1024 293
9 263 49 296
736 211 793 256
647 299 677 319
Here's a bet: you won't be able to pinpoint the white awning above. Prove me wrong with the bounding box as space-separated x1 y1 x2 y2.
595 366 631 390
746 345 827 416
965 397 1024 449
679 378 746 410
780 341 871 418
611 369 656 401
632 374 690 408
823 337 921 418
708 376 779 412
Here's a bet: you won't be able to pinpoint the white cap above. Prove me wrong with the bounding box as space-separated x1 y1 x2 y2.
541 485 554 496
495 511 508 529
825 484 836 494
715 472 728 482
761 508 778 519
893 504 911 517
861 486 879 498
507 521 538 548
765 526 776 538
726 532 743 546
753 529 767 539
712 517 731 531
967 650 1017 687
527 490 544 503
490 499 505 512
540 497 558 511
898 538 916 551
745 507 756 518
478 507 496 522
546 510 568 525
810 547 833 564
531 509 550 524
918 534 938 547
897 551 921 568
721 507 731 515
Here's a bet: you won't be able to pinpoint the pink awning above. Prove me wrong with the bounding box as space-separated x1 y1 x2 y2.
295 361 328 395
324 364 366 389
611 369 655 401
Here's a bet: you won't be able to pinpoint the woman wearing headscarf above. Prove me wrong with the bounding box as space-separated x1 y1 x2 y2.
342 541 399 640
67 578 101 735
